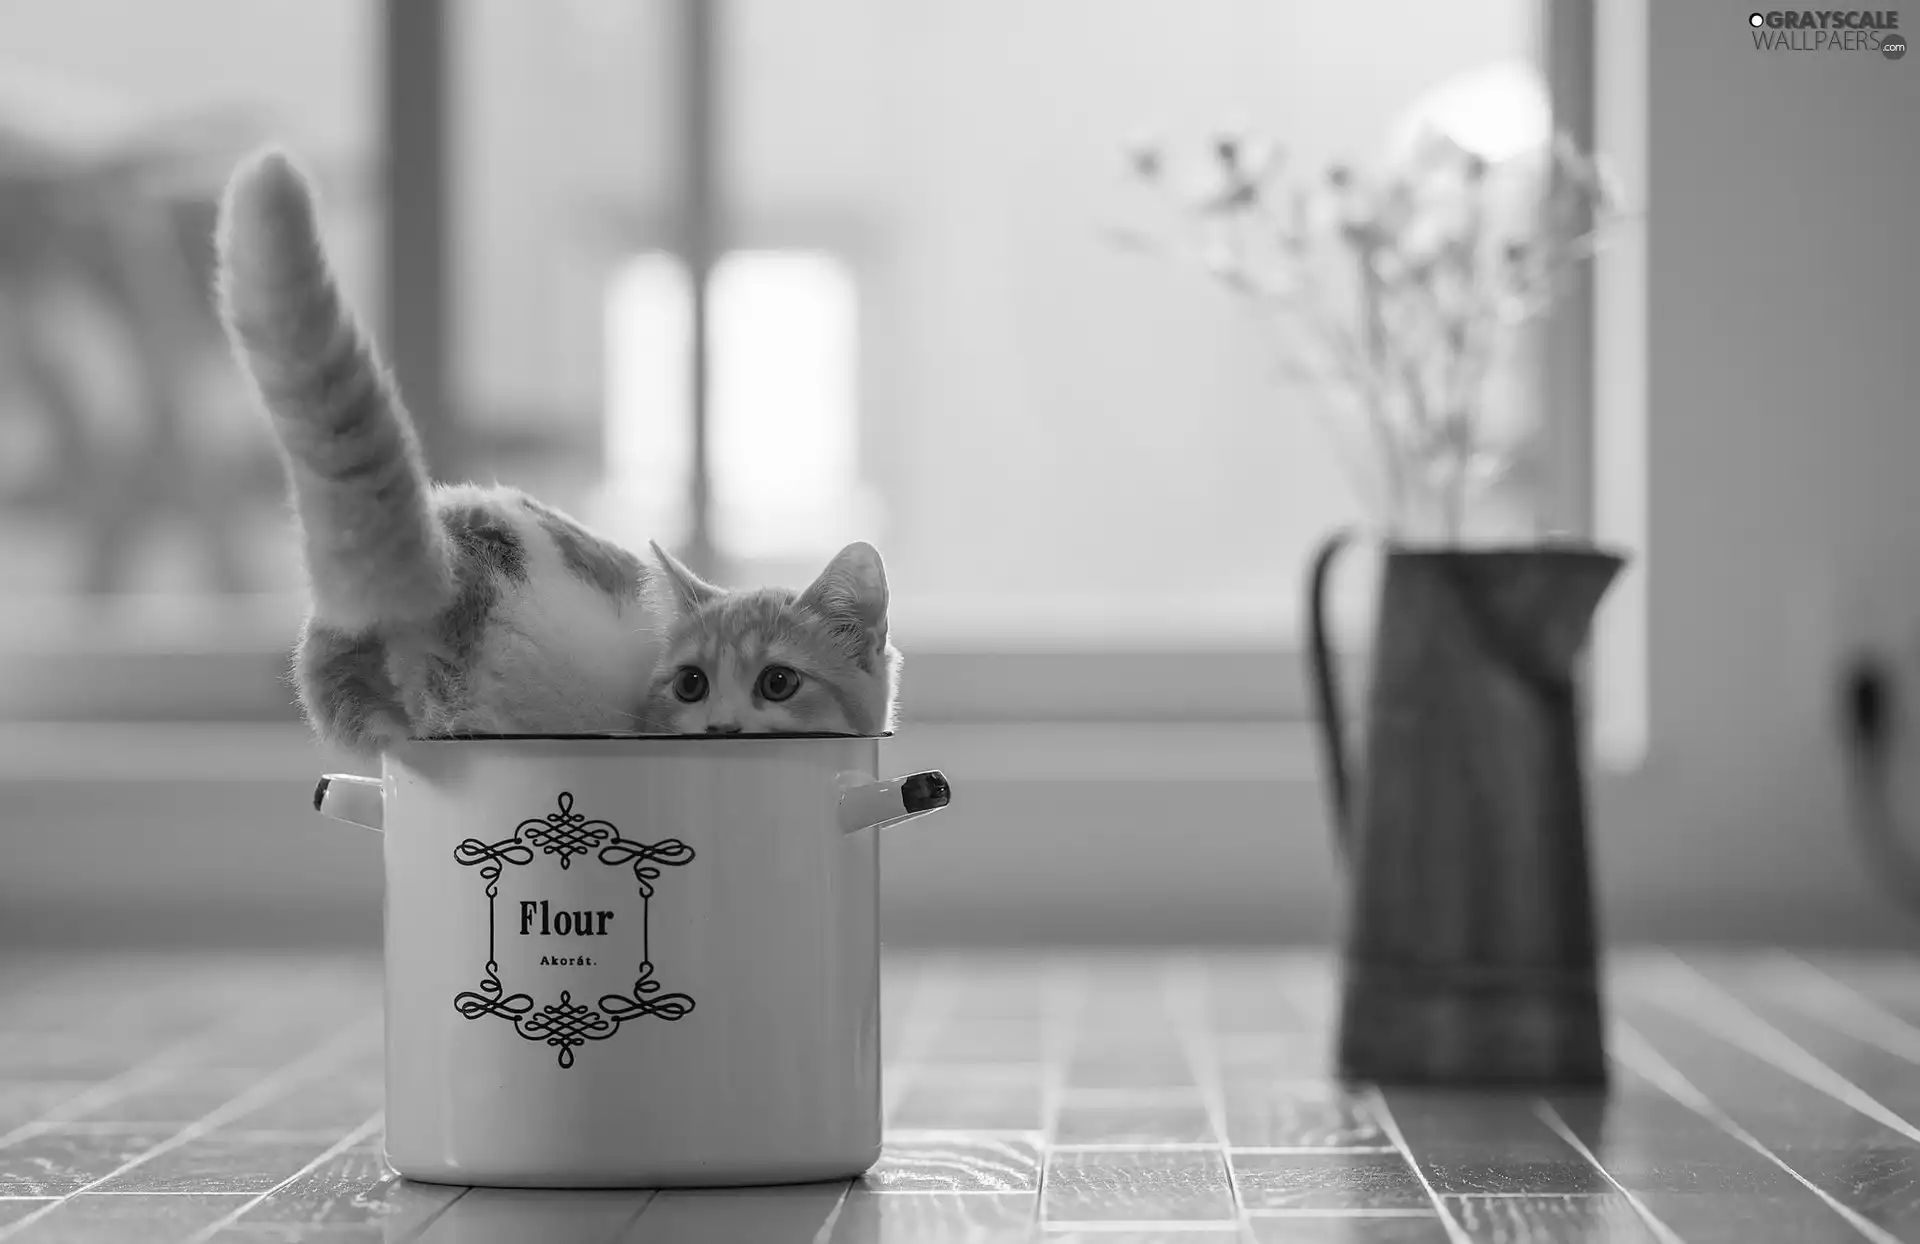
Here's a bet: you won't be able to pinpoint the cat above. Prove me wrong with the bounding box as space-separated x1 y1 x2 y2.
212 147 900 756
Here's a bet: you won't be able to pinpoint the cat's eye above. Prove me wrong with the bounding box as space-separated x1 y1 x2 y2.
757 665 801 703
671 666 709 703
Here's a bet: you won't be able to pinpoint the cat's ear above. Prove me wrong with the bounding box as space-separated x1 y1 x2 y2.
649 540 722 612
800 541 889 648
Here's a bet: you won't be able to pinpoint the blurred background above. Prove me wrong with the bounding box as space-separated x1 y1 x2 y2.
0 0 1913 951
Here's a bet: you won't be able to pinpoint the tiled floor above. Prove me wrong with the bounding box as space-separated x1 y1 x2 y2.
0 950 1917 1241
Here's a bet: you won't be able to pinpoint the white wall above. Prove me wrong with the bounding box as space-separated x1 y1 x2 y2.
1588 0 1920 944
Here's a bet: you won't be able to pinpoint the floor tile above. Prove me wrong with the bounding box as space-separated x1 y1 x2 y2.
1695 969 1920 1129
888 1066 1046 1132
1221 1082 1385 1150
620 1184 843 1242
1064 1039 1195 1091
1054 1092 1216 1146
1630 1190 1868 1243
1619 995 1920 1234
1233 1151 1432 1212
1216 1036 1338 1083
227 1072 385 1134
1208 987 1314 1034
415 1188 652 1244
1541 1079 1826 1199
1042 1149 1236 1225
1445 1193 1664 1242
1798 956 1920 1028
0 1035 156 1080
1045 1230 1248 1244
219 1137 463 1235
1246 1215 1450 1244
48 1071 260 1128
4 1193 253 1242
4 949 1919 1241
1616 999 1885 1146
1382 1091 1612 1196
829 1191 1035 1243
0 1084 99 1134
0 1201 57 1230
1765 1146 1920 1224
861 1136 1042 1192
154 1020 376 1076
90 1133 336 1194
920 1021 1050 1065
0 1129 176 1196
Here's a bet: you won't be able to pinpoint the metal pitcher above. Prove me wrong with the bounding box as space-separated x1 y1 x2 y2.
1307 530 1625 1085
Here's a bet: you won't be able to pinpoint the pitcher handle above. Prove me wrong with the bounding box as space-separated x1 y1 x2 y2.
1307 528 1355 863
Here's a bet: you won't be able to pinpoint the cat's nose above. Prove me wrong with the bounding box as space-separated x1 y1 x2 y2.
705 723 743 735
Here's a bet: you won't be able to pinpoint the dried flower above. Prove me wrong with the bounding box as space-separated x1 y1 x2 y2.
1115 117 1623 541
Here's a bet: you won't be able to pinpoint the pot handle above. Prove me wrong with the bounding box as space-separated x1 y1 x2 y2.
313 773 384 833
841 770 952 834
1307 529 1354 864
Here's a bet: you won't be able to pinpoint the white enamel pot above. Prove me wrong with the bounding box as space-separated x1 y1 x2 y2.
311 732 951 1189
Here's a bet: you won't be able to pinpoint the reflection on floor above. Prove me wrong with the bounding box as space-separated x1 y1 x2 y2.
0 949 1913 1241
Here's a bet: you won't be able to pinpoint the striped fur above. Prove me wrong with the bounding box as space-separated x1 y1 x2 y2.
215 147 898 755
215 149 450 632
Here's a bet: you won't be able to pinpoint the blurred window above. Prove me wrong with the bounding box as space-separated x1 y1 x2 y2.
0 0 1565 727
0 0 376 719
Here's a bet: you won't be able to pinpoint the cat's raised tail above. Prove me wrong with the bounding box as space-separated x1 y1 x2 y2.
214 147 453 632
